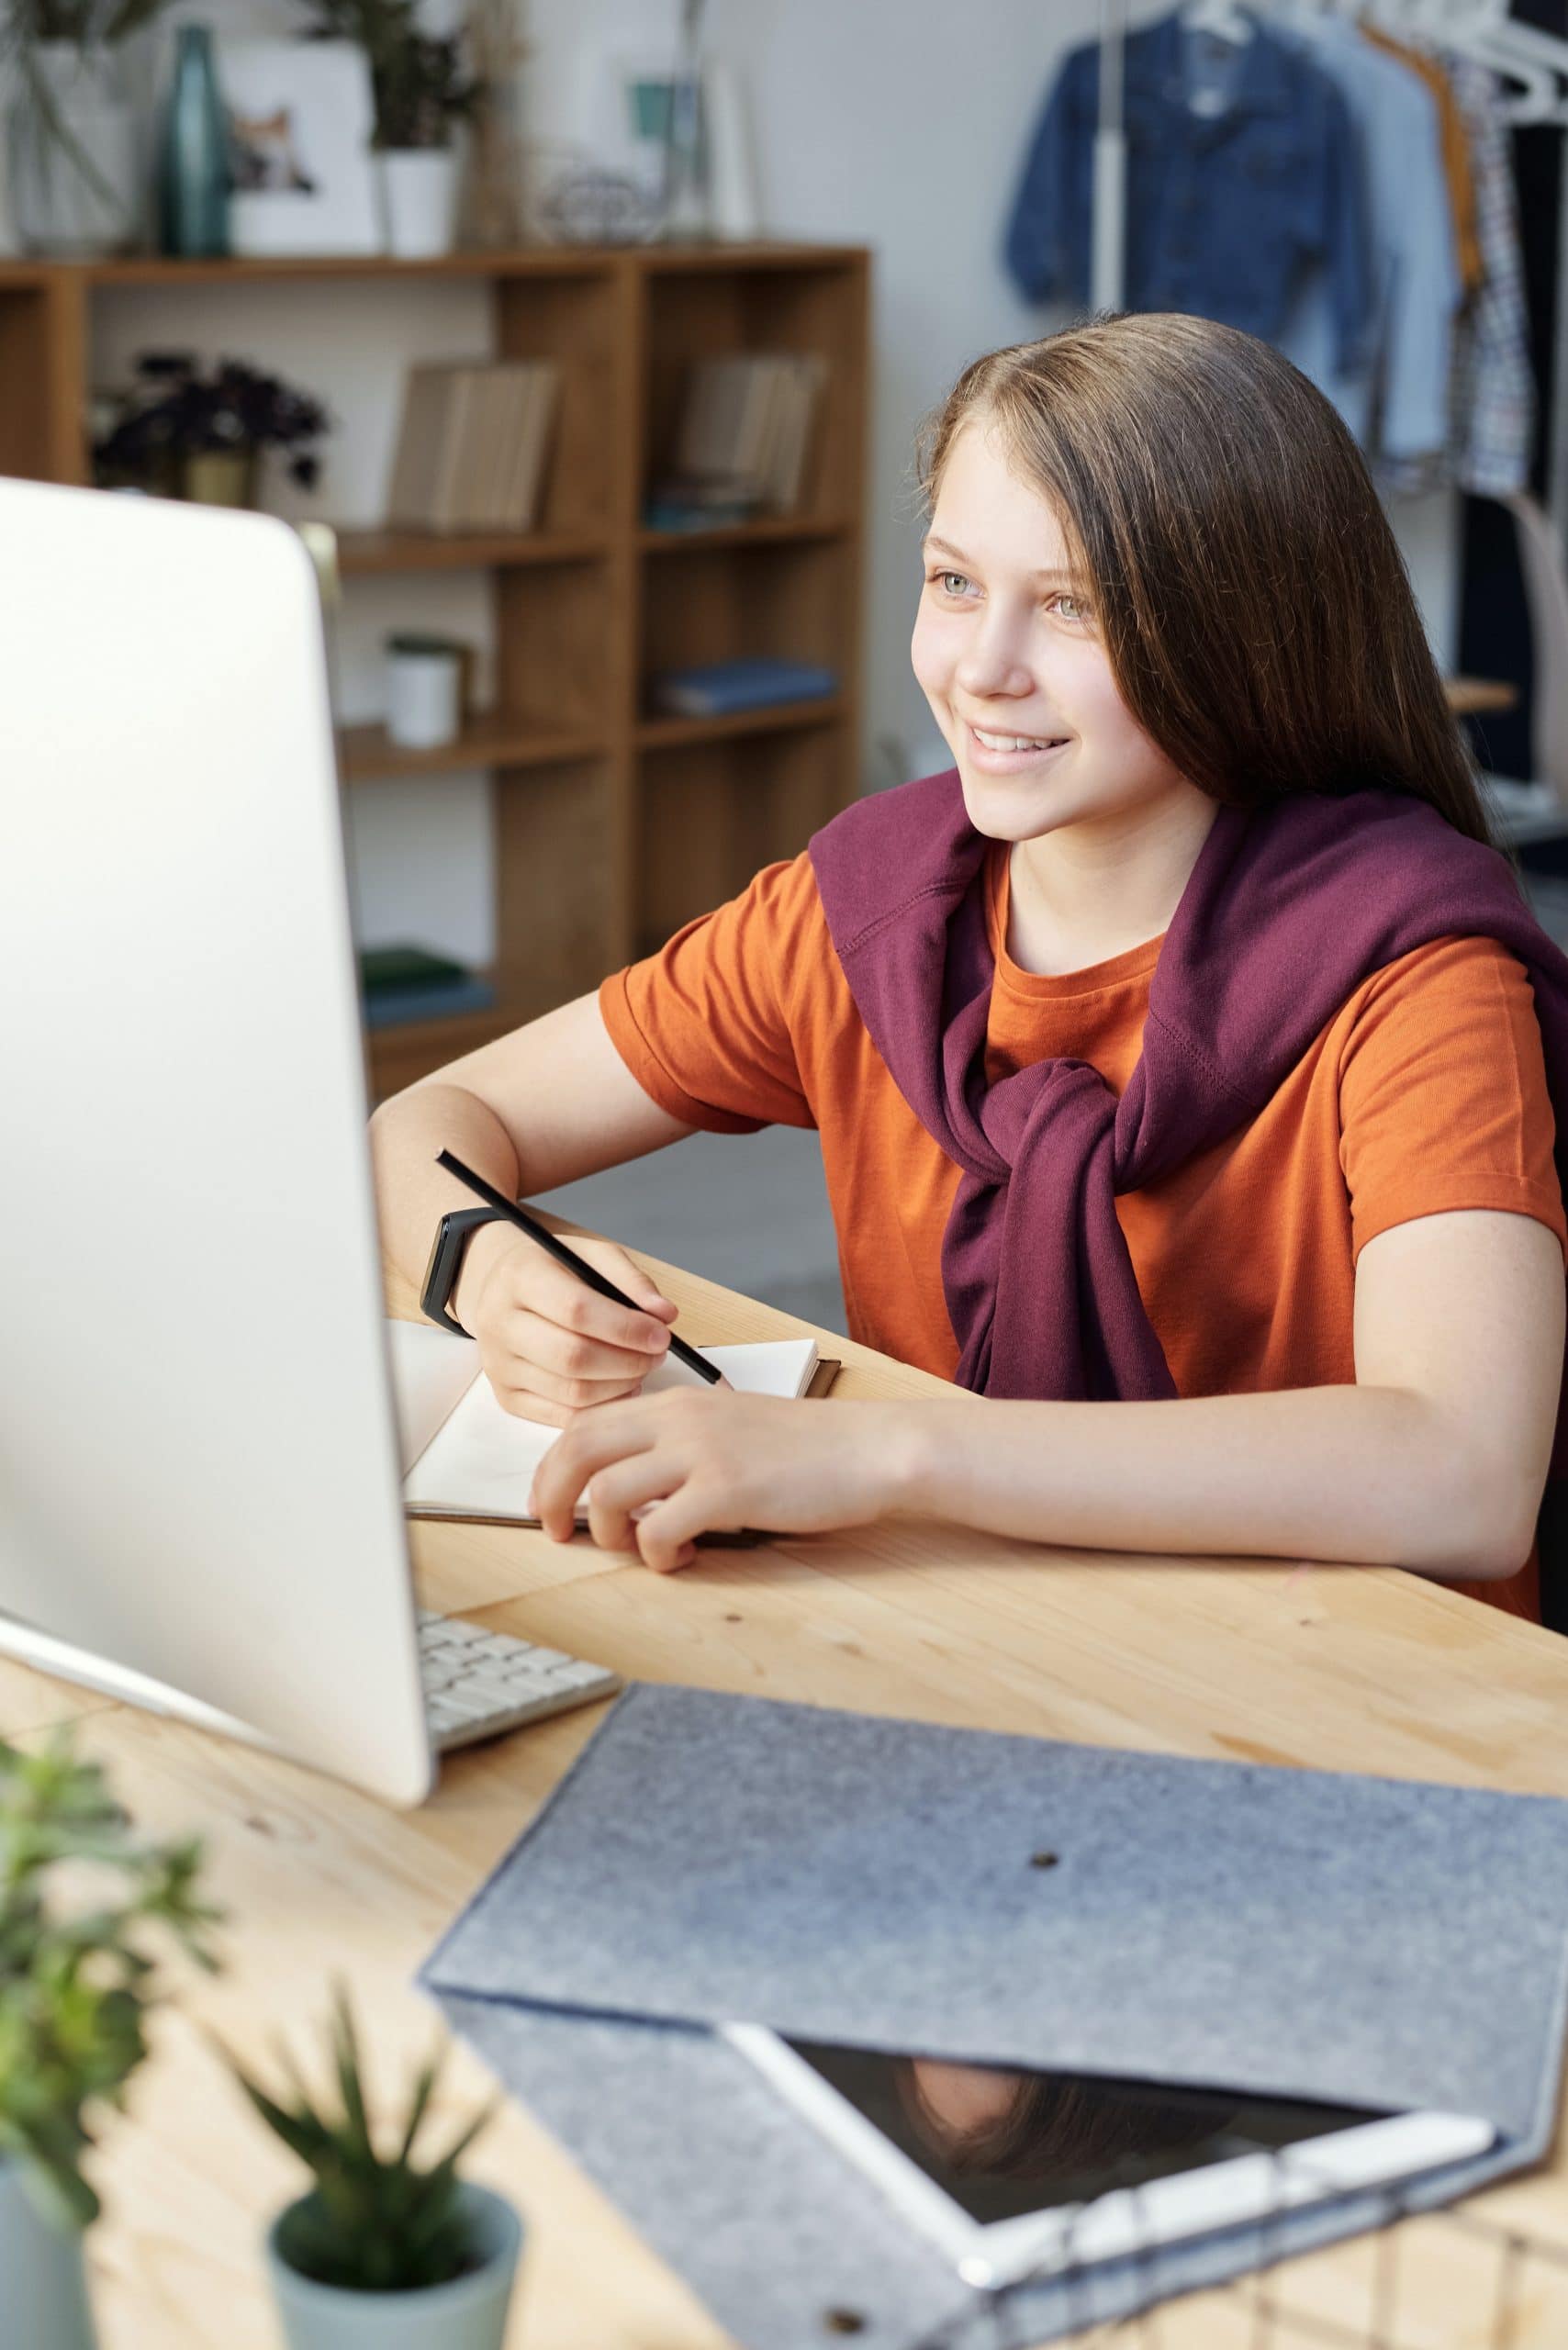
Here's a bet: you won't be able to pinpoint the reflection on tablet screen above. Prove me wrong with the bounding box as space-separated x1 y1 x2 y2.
783 2038 1383 2224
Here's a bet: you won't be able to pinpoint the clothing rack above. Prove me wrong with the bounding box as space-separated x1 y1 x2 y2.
1091 0 1568 538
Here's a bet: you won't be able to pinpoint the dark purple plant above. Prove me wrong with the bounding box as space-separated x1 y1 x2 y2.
93 352 332 488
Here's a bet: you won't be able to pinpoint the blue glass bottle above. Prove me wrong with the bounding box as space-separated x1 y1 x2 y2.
159 25 230 257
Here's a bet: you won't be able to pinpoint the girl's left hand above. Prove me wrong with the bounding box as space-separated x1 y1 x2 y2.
528 1389 921 1572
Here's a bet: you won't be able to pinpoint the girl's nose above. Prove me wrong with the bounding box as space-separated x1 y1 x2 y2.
954 615 1036 701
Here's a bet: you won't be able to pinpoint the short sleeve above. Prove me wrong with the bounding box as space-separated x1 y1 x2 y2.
598 853 822 1136
1338 934 1566 1262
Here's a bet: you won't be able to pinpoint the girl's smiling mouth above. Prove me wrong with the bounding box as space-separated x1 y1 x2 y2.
965 721 1070 769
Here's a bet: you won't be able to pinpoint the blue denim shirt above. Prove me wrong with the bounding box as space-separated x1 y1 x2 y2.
1273 17 1460 462
1005 15 1371 372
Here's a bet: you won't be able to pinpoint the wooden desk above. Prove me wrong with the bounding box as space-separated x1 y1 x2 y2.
12 1242 1568 2350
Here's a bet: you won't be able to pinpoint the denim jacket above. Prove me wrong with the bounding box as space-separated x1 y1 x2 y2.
1005 13 1371 373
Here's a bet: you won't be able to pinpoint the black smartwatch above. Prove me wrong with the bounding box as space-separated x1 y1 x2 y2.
420 1205 510 1337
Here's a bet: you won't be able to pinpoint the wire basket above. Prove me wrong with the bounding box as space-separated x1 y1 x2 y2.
890 2156 1568 2350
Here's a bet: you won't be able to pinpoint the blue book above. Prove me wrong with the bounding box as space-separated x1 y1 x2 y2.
363 975 497 1031
652 656 838 718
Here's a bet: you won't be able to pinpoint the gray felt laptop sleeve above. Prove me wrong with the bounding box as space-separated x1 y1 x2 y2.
420 1685 1568 2350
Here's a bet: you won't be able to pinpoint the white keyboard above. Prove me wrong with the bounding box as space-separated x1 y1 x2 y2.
417 1609 622 1751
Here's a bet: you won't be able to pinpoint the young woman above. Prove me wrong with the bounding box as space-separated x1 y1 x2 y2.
371 312 1568 1617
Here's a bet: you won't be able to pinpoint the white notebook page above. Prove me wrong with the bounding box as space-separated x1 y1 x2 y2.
386 1322 818 1521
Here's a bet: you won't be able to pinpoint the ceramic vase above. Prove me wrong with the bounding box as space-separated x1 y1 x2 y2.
11 42 138 257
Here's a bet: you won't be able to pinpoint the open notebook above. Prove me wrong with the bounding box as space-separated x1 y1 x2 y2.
386 1320 822 1528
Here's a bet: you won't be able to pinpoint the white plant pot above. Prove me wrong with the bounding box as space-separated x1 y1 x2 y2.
266 2180 522 2350
0 2160 97 2350
10 42 138 257
378 149 461 259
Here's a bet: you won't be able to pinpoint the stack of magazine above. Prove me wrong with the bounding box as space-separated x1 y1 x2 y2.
386 361 560 535
359 945 497 1031
646 352 827 530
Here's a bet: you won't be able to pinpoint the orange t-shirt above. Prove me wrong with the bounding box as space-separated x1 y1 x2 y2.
600 844 1567 1622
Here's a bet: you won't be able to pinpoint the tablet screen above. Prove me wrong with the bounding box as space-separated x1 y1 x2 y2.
779 2038 1387 2225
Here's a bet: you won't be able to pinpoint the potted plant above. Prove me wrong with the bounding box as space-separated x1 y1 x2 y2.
92 351 331 507
226 1983 521 2350
0 1732 219 2350
298 0 481 257
3 0 170 255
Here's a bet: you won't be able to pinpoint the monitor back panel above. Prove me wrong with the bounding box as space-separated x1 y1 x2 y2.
0 480 431 1804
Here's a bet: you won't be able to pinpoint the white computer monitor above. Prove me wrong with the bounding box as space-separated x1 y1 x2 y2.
0 477 435 1805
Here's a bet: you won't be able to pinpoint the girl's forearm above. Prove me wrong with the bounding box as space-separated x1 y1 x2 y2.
894 1385 1533 1581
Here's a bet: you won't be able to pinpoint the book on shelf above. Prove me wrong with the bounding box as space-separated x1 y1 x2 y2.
643 487 760 532
386 361 560 534
358 943 497 1031
360 944 470 992
650 656 838 719
648 351 827 527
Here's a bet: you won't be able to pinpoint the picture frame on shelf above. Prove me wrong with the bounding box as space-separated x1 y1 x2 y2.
569 40 758 245
219 40 382 256
572 40 712 239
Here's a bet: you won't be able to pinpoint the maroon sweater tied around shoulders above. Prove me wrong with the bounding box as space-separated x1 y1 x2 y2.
808 768 1568 1527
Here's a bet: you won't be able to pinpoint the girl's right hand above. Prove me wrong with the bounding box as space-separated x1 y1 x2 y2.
455 1230 680 1428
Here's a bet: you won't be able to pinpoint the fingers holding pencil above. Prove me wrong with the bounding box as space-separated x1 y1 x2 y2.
433 1149 731 1419
462 1231 678 1427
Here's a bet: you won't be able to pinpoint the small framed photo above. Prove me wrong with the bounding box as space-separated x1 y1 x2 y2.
219 40 382 256
575 42 685 215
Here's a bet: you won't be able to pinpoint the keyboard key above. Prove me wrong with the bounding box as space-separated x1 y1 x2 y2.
417 1612 621 1751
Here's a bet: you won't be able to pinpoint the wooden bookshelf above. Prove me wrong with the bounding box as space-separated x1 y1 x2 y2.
635 698 845 751
338 719 609 782
335 526 610 574
0 243 869 1097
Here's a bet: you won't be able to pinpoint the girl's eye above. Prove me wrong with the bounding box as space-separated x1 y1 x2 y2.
930 569 974 598
1051 591 1092 624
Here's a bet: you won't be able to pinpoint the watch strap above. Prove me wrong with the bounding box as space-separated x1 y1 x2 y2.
420 1204 510 1337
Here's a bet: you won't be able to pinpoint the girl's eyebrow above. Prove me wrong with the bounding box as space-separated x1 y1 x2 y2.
921 533 1075 587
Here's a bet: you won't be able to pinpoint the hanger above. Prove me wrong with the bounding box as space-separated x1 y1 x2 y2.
1178 0 1258 45
1396 0 1565 121
1468 4 1568 124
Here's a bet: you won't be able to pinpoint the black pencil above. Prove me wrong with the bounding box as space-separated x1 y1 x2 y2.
434 1149 722 1386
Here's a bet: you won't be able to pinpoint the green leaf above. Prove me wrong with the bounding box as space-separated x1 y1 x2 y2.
0 1726 218 2228
329 1981 374 2163
430 2092 500 2178
225 1989 497 2290
395 2047 442 2165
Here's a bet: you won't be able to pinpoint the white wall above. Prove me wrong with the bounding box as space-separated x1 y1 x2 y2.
92 0 1461 955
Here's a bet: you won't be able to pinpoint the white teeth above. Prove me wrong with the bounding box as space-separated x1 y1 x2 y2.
973 726 1058 753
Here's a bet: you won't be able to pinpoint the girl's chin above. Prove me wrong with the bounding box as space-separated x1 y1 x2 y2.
957 771 1078 841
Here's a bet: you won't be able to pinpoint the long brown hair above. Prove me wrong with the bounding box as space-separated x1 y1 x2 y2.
917 313 1504 850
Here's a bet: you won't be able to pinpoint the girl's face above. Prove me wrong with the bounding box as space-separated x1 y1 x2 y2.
910 418 1193 845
